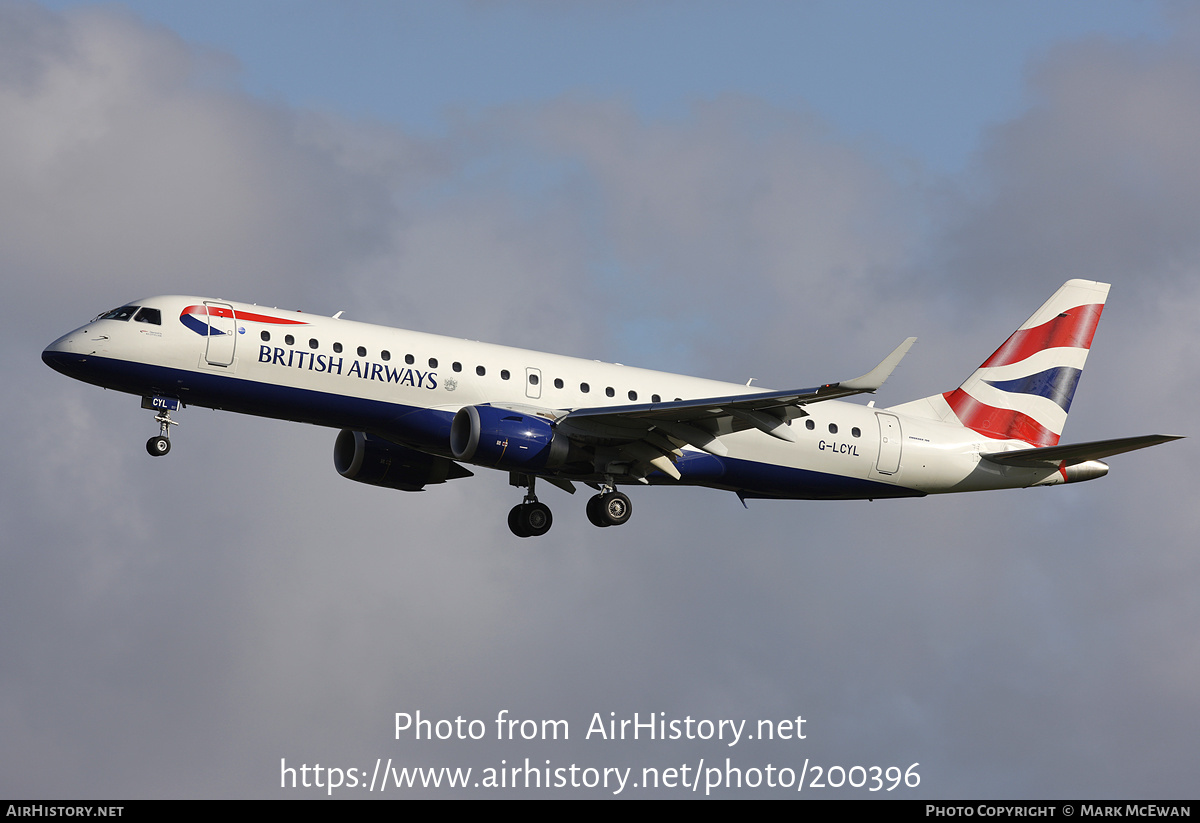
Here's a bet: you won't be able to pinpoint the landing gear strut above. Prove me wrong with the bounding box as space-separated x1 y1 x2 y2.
144 403 179 457
508 474 553 538
586 483 632 528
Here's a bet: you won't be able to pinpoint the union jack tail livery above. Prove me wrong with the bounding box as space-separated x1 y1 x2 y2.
943 279 1108 447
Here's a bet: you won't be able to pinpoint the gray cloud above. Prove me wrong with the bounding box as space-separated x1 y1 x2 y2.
941 31 1200 300
0 5 396 323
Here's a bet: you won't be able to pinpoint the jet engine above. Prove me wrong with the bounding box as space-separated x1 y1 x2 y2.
450 405 570 470
334 429 472 492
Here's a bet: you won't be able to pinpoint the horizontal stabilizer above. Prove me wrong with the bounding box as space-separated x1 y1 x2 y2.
981 434 1182 468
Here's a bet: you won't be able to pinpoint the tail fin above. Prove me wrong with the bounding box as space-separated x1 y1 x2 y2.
893 280 1110 447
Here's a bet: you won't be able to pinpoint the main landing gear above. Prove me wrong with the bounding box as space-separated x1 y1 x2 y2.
507 475 633 537
585 488 632 528
508 474 553 538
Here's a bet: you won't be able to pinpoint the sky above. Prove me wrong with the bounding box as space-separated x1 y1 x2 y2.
3 0 1198 799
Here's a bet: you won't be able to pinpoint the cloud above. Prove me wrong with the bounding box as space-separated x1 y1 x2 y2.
941 30 1200 300
521 96 919 378
0 4 396 322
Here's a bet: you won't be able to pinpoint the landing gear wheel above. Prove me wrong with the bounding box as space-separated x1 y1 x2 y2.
508 505 531 538
586 494 610 528
146 436 171 456
601 491 632 526
523 502 553 537
588 492 631 527
507 474 553 537
508 502 553 538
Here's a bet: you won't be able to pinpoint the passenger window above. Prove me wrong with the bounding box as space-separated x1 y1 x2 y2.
652 394 661 403
828 423 838 434
333 343 343 353
309 338 319 350
357 346 367 357
261 331 271 342
852 427 861 438
381 350 391 361
429 358 438 369
805 420 815 430
554 378 564 389
285 334 295 346
133 308 161 325
501 370 510 380
606 387 615 397
453 362 462 372
580 383 590 393
476 365 485 376
405 354 414 365
529 373 539 385
628 390 637 401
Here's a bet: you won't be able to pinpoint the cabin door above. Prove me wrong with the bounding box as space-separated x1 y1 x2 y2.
203 301 237 366
875 412 902 475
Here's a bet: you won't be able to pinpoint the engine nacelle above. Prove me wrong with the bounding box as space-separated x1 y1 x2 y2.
450 405 570 470
334 429 472 492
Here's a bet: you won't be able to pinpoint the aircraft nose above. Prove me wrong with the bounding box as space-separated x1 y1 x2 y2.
42 330 90 378
42 341 76 377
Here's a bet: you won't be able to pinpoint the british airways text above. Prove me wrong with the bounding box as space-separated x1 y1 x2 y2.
258 345 438 389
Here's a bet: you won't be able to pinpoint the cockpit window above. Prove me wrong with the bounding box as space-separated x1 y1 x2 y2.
133 308 161 325
97 305 139 321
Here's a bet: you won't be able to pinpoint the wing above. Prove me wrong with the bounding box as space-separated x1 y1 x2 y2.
551 338 917 481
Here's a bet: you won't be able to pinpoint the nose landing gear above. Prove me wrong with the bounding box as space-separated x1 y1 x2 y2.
141 397 179 457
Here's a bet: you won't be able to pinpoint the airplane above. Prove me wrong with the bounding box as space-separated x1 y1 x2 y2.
42 279 1179 537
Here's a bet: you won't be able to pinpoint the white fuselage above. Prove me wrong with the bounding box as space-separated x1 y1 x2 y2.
43 295 1074 501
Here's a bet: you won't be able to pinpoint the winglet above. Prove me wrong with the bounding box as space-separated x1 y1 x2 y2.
839 337 917 392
